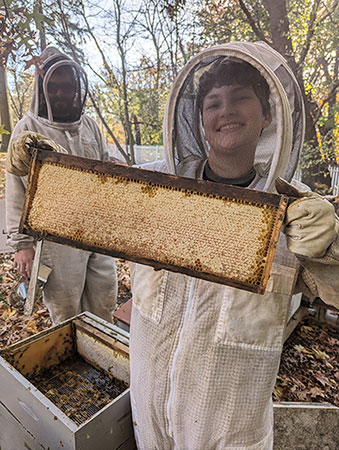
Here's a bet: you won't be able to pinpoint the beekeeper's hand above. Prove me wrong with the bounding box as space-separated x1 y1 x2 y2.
276 178 339 258
6 131 67 176
14 248 35 278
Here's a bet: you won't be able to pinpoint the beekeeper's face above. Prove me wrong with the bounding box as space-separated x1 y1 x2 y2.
47 67 76 120
202 84 271 163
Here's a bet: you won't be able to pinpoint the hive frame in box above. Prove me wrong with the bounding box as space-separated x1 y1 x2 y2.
21 149 288 294
0 312 135 450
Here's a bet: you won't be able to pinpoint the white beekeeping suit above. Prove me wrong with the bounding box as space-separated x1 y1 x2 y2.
6 47 117 324
129 42 339 449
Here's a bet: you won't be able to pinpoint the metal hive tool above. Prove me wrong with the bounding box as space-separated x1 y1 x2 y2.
21 150 288 294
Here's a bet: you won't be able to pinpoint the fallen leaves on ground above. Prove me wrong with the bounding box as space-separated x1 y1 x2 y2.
273 319 338 405
1 251 338 405
0 252 52 347
116 259 132 306
0 253 21 305
0 301 52 348
0 253 131 348
116 258 131 293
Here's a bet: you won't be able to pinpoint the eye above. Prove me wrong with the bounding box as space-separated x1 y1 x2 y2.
47 82 75 94
204 102 219 111
235 95 250 102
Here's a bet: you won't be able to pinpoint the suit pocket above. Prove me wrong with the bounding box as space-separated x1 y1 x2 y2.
214 264 296 350
81 138 101 159
130 263 168 324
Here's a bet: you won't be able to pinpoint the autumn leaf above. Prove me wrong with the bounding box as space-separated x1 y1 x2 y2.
1 308 17 320
34 309 48 316
293 344 314 356
309 387 325 398
325 361 334 369
25 320 38 334
314 373 332 387
23 55 44 77
295 390 308 401
312 348 330 360
273 386 283 398
276 375 289 386
293 344 304 352
0 125 10 135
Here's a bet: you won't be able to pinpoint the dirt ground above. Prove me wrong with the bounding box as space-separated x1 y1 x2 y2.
0 151 338 405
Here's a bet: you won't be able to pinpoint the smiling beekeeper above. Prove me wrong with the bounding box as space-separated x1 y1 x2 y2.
129 42 339 449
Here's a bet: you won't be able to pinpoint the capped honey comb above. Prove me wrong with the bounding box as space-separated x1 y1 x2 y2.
21 150 288 294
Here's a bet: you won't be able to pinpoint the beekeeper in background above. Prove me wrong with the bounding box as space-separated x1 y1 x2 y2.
6 47 117 324
129 42 339 449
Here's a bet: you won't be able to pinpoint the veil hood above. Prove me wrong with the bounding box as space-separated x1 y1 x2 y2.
30 46 88 126
163 41 305 192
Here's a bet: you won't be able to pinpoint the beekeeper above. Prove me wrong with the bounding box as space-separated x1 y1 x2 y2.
129 42 339 449
6 47 118 324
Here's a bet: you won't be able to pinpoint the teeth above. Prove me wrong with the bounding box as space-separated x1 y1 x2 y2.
220 124 241 131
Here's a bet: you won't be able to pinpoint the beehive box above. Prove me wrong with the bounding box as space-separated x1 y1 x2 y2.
21 150 288 294
0 312 135 450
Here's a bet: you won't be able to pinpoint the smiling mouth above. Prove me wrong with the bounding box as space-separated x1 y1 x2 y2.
218 123 243 131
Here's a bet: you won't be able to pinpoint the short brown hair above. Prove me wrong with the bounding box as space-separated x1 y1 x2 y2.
197 58 271 116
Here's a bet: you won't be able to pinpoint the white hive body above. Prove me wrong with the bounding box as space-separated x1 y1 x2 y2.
0 312 135 450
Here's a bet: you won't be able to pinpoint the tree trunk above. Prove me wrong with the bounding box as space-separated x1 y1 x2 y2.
260 0 330 191
0 63 12 152
261 0 317 140
261 0 293 57
38 1 47 51
133 115 141 145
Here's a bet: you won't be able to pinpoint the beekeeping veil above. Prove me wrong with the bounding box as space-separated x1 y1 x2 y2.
163 41 305 193
30 47 88 124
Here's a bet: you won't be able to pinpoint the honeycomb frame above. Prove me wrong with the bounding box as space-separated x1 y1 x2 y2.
21 150 288 294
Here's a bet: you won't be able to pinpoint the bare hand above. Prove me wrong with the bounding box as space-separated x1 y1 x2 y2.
14 248 35 278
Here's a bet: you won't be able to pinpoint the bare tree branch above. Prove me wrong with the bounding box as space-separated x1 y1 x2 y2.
297 0 321 67
88 90 131 163
78 0 120 89
54 0 129 162
238 0 270 44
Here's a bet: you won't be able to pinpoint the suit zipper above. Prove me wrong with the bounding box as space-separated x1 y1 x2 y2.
166 277 196 438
